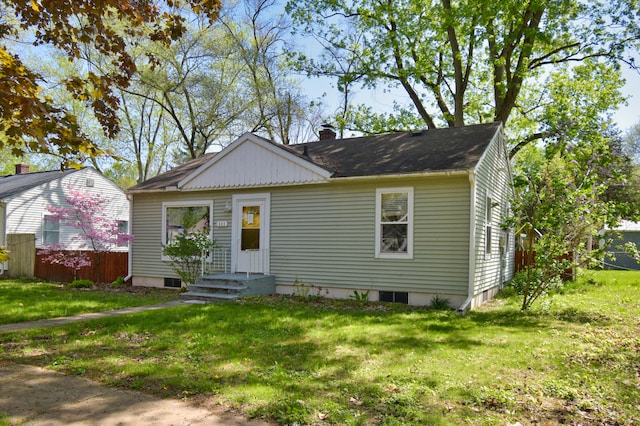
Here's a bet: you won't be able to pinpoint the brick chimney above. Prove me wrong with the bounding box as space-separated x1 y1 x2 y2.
319 124 336 141
15 163 30 175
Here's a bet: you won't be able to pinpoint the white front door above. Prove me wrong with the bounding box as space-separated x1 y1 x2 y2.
232 194 270 274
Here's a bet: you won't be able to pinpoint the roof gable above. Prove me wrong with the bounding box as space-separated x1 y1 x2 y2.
178 133 332 190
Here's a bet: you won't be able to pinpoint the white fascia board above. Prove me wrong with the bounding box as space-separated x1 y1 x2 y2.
472 122 503 174
126 186 181 195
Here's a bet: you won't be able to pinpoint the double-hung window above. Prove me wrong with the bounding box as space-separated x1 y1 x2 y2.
485 193 493 256
43 215 60 245
117 220 129 247
375 188 413 259
161 201 212 248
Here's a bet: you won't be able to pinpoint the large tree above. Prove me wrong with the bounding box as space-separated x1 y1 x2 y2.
222 0 318 145
287 0 640 154
130 17 250 161
624 121 640 163
0 0 220 166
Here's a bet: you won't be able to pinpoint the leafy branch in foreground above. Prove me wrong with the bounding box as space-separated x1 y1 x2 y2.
0 246 9 262
0 0 220 166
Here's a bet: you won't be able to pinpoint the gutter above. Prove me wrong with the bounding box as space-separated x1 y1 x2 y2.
126 169 474 194
126 185 181 195
333 168 471 182
458 171 477 315
0 201 6 275
124 193 133 283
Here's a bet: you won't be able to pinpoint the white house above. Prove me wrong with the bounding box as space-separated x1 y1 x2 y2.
128 122 515 311
0 164 130 277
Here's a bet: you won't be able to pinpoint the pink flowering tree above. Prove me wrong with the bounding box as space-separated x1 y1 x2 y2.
38 186 134 282
37 246 92 280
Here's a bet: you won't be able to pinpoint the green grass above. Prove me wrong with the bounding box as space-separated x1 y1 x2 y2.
0 278 179 325
1 271 639 425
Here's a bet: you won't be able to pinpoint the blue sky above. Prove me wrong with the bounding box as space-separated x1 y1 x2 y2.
301 66 639 135
614 65 640 131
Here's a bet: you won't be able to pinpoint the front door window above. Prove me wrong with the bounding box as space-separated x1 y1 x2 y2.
241 206 261 250
232 194 270 274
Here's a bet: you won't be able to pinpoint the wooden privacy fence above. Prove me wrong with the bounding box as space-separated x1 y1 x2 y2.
514 250 535 273
35 250 128 284
514 250 574 281
6 234 36 278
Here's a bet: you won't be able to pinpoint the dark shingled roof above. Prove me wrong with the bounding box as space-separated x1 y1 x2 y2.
0 168 81 200
129 153 217 191
284 122 501 177
128 122 501 191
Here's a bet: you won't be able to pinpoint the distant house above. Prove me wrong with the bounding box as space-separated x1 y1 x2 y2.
128 122 515 311
0 164 129 279
604 221 640 270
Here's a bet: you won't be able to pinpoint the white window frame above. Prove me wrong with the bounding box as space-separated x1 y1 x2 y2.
485 191 493 258
117 220 129 247
375 187 414 259
42 214 60 245
161 200 213 260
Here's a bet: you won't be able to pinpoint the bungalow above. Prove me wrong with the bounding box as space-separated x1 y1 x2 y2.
0 164 129 278
128 122 515 310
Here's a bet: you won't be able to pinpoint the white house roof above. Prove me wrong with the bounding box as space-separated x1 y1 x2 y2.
0 168 81 200
613 220 640 231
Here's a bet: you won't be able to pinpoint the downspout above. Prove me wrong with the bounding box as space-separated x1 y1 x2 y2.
458 172 477 314
0 201 6 275
124 194 133 283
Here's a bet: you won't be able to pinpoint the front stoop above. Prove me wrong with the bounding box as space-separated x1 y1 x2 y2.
180 273 276 302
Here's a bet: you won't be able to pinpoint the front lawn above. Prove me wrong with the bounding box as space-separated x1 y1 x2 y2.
0 279 179 325
1 271 638 425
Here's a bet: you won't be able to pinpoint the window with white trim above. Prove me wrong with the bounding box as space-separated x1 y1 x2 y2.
485 194 493 255
375 188 413 259
43 215 59 245
117 220 129 247
162 201 212 247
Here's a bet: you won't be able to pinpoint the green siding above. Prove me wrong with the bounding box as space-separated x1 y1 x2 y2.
270 176 470 295
132 176 472 295
131 192 233 279
472 131 515 295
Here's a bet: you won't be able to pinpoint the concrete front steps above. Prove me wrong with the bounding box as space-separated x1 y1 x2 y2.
180 273 276 302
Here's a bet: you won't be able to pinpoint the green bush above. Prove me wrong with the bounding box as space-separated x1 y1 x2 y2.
68 279 93 289
162 230 217 285
110 276 125 288
508 269 563 295
496 285 517 299
429 294 451 310
508 270 532 295
350 289 370 305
